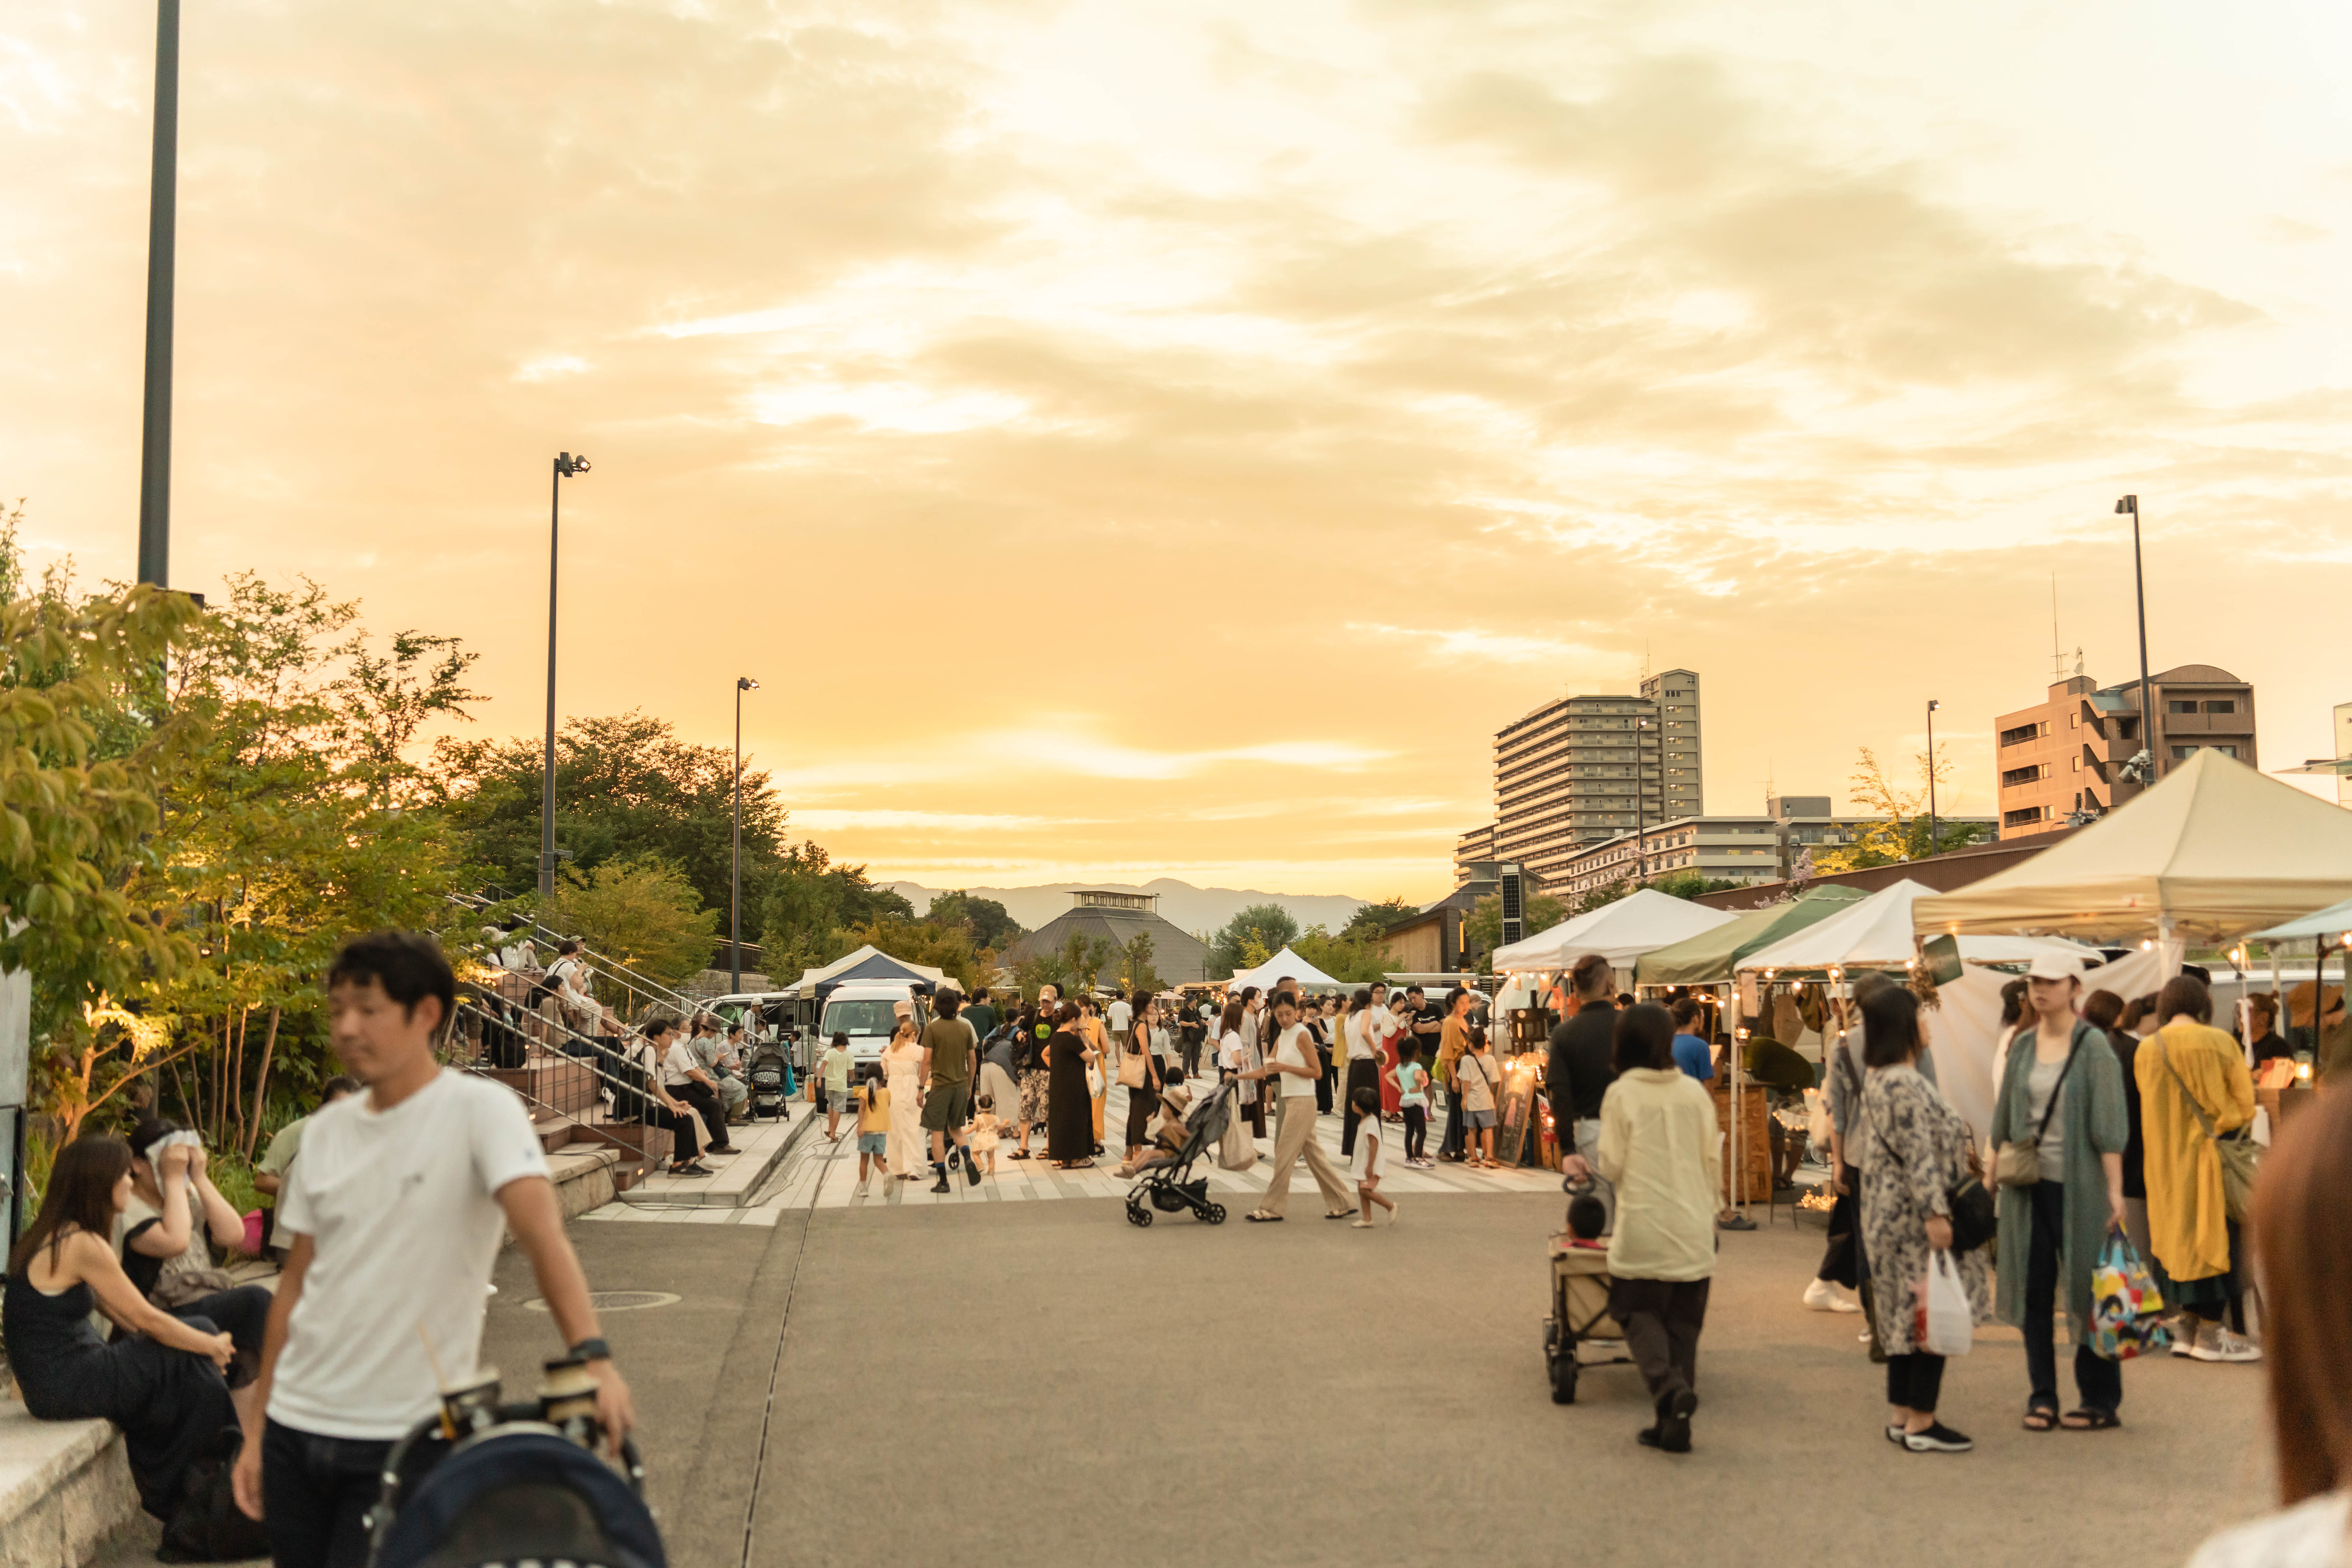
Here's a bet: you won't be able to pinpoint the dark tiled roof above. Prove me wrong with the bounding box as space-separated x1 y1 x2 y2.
999 907 1212 983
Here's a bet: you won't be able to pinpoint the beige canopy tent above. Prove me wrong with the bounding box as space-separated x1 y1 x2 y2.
1913 749 2352 945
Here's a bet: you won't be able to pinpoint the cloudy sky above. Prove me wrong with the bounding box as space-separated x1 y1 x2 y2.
7 0 2349 902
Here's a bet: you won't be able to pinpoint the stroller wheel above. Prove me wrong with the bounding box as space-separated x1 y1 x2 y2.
1127 1205 1153 1227
1549 1354 1578 1405
1203 1203 1227 1224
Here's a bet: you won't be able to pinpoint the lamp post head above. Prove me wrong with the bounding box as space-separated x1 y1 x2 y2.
557 452 591 478
2114 494 2136 516
1928 698 1940 713
737 677 759 692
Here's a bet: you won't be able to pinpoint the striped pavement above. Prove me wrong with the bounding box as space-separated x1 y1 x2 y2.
577 1075 1566 1229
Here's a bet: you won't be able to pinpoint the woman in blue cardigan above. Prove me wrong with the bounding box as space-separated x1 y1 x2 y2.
1988 953 2130 1431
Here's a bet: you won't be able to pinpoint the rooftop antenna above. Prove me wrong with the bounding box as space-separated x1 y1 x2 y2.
2051 573 2063 682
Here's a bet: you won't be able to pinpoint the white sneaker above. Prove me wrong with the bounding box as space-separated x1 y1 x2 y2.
2191 1325 2262 1364
1803 1279 1862 1314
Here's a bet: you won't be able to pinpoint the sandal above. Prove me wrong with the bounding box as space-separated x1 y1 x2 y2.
1009 1150 1031 1160
2021 1406 2058 1432
2060 1408 2121 1431
1245 1211 1284 1223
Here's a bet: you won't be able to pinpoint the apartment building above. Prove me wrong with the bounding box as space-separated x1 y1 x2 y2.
1464 669 1703 888
1548 796 1999 903
1994 665 2257 838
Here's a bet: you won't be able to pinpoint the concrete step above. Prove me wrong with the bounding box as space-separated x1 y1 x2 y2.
617 1112 810 1208
0 1409 137 1568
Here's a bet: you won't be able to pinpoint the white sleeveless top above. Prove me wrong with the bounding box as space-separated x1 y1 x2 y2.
1273 1023 1319 1099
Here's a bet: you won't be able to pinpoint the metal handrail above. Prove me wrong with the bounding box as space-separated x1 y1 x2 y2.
448 995 666 1177
452 893 698 1019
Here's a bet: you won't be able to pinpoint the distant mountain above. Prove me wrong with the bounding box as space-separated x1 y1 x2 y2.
886 879 1368 940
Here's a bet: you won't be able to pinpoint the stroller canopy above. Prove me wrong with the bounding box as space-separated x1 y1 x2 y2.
375 1430 665 1568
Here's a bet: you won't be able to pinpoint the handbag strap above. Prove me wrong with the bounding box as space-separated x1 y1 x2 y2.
2026 1029 2083 1143
2152 1034 2224 1143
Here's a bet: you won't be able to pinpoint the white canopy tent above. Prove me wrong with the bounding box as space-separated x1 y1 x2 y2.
1914 749 2352 948
1740 880 2103 977
1224 946 1346 993
1491 888 1740 972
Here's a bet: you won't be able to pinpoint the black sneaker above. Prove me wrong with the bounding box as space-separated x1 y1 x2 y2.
963 1153 982 1186
930 1174 951 1193
1902 1422 1974 1453
1658 1390 1697 1453
1635 1426 1663 1450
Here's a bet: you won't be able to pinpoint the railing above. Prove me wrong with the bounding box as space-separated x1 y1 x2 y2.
451 892 698 1020
445 987 667 1180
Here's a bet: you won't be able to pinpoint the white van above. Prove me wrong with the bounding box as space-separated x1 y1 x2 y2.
819 981 933 1070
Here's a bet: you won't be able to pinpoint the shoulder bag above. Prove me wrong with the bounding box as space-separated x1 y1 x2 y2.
1118 1033 1148 1089
1994 1032 2079 1188
2154 1035 2259 1222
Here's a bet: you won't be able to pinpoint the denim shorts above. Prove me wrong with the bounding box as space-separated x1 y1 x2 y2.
857 1132 887 1155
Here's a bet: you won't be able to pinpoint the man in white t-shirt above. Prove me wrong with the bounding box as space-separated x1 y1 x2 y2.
1105 992 1133 1038
233 931 635 1568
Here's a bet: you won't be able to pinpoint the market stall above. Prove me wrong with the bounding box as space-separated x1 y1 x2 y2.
1222 947 1346 995
1491 888 1738 976
1634 886 1868 987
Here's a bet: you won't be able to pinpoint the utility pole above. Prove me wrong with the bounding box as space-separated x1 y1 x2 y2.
1925 699 1941 858
732 676 760 992
136 0 182 586
2115 496 2156 788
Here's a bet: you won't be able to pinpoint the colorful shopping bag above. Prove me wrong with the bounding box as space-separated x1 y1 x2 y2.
2090 1229 2172 1360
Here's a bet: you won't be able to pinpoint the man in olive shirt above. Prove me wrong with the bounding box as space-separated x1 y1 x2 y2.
920 991 983 1192
963 988 998 1043
1548 953 1621 1229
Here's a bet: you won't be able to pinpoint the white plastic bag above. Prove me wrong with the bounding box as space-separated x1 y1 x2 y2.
1921 1250 1973 1358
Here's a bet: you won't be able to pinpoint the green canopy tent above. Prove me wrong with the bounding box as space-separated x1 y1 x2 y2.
1631 884 1866 1227
1634 886 1869 986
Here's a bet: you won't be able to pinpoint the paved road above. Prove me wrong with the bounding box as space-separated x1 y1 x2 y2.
486 1127 2274 1568
87 1119 2275 1568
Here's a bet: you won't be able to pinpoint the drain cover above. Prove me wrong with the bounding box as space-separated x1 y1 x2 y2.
523 1289 680 1313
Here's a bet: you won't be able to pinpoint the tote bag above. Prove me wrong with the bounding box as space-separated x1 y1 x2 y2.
1918 1251 1974 1358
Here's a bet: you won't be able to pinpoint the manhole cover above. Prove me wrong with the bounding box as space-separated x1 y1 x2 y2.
523 1290 680 1313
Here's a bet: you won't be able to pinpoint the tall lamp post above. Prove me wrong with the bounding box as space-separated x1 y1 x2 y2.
137 0 183 586
2115 495 2156 787
1925 699 1940 858
540 453 590 899
732 676 760 993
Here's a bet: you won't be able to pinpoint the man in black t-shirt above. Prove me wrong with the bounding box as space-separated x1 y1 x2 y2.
1548 953 1621 1228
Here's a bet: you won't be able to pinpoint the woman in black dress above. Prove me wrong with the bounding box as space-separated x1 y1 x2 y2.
1120 1002 1164 1163
1045 1001 1098 1167
3 1136 241 1522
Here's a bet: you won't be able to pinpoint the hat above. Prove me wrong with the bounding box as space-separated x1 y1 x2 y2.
2025 951 2084 982
892 1000 913 1017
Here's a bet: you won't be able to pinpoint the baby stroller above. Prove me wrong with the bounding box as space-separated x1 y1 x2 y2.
1541 1178 1634 1405
1123 1078 1233 1228
367 1361 663 1568
746 1040 792 1121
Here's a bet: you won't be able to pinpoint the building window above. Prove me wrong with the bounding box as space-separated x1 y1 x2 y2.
2167 699 2198 715
1999 722 2039 747
2069 714 2079 729
2117 718 2139 740
2205 700 2237 715
2171 743 2239 761
2005 806 2045 828
2001 764 2043 787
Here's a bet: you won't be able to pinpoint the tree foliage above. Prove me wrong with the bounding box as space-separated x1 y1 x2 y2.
1113 931 1163 995
827 916 982 994
1463 891 1570 961
546 855 719 995
1343 897 1419 936
1291 924 1392 984
924 890 1025 950
1207 902 1300 980
1815 745 1988 873
751 841 915 982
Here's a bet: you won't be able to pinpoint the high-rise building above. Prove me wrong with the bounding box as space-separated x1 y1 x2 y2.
1993 664 2256 838
1462 669 1703 889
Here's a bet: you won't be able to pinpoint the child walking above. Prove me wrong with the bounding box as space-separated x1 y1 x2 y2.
854 1064 891 1191
1348 1086 1397 1228
969 1093 1002 1177
1390 1042 1432 1168
822 1031 855 1142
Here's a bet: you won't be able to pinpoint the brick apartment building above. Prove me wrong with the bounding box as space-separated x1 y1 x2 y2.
1994 664 2256 838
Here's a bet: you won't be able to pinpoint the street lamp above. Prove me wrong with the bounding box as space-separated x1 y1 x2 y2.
732 676 760 993
136 0 183 587
1925 699 1940 858
540 453 590 898
2115 495 2155 787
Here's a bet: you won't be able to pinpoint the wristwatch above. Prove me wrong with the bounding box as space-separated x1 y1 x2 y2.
567 1336 613 1363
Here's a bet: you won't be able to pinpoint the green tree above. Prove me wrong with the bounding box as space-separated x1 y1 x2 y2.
1207 902 1301 979
546 855 720 998
1291 924 1392 984
1013 951 1073 1002
1061 930 1117 991
1114 931 1163 994
751 841 914 982
434 711 787 915
1815 746 1988 873
1343 897 1419 936
829 916 981 994
1648 872 1744 901
925 889 1025 949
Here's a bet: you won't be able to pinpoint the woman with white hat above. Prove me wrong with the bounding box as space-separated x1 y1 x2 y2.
1988 951 2130 1431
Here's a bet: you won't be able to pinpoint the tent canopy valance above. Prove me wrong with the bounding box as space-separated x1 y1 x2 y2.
1913 749 2352 943
1491 888 1739 971
1736 880 2099 977
1634 887 1867 986
2248 897 2352 943
791 944 947 999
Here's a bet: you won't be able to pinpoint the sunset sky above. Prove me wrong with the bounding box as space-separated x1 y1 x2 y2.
7 0 2350 904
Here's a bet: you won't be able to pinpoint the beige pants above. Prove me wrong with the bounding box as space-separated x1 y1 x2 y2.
1261 1093 1351 1218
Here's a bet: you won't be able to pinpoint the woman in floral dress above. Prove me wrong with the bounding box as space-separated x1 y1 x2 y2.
1858 984 1991 1455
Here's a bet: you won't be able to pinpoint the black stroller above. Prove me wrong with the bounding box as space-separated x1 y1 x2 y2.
746 1039 792 1121
367 1362 663 1568
1122 1079 1233 1227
